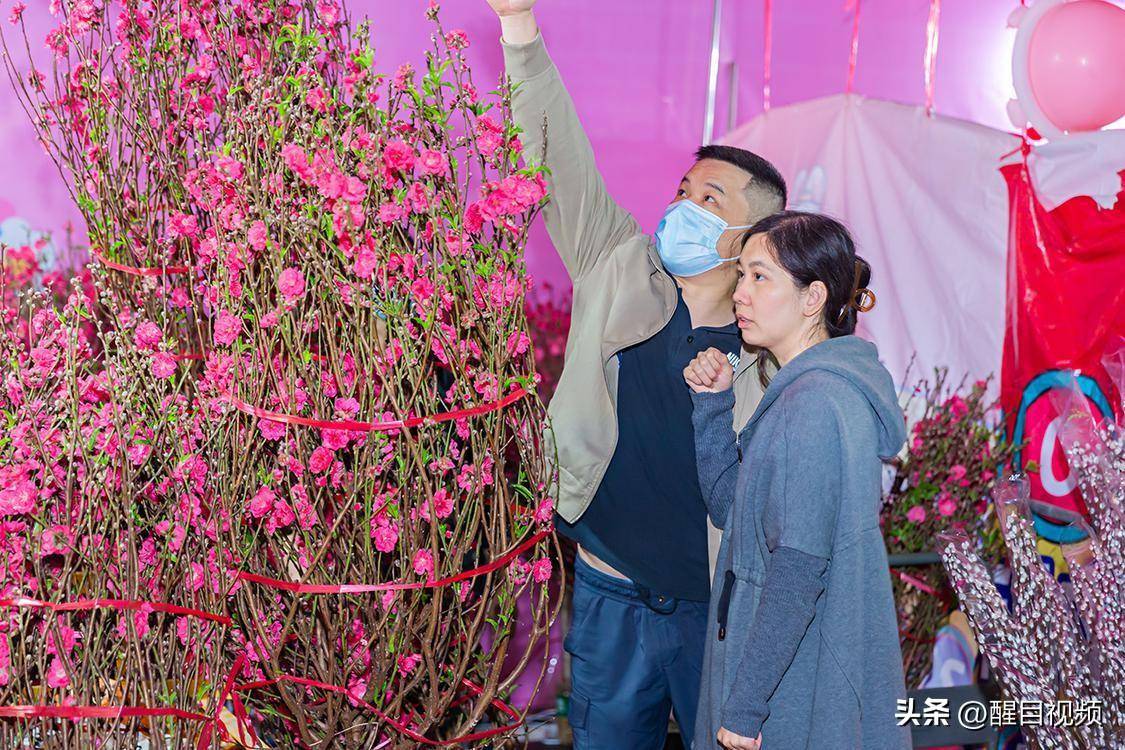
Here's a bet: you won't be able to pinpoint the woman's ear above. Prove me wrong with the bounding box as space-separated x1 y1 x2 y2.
803 280 828 320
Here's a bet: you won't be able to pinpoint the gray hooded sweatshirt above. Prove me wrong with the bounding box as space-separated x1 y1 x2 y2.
690 335 910 750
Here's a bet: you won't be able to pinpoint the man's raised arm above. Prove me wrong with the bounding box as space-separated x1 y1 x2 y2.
488 1 641 281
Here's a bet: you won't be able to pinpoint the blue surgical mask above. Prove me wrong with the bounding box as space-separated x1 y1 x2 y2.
654 200 752 277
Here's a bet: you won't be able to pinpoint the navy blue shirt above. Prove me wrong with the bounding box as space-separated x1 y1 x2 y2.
556 280 741 602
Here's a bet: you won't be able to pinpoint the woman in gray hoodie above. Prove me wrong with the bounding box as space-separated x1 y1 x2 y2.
683 211 910 750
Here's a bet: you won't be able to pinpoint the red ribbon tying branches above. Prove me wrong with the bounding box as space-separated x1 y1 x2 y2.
90 248 192 277
892 567 940 597
197 652 256 750
0 529 551 744
231 673 521 747
229 384 529 433
0 596 231 626
0 673 522 747
0 704 213 722
237 528 550 594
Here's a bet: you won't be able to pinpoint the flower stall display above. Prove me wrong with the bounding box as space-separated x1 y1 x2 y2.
1 223 77 323
882 369 1019 688
523 284 570 405
0 1 559 747
939 349 1125 749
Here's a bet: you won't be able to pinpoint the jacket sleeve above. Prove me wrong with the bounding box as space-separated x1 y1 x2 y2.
720 546 829 737
690 388 739 529
502 32 641 282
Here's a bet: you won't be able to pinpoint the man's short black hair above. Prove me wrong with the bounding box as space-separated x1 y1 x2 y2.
694 144 787 211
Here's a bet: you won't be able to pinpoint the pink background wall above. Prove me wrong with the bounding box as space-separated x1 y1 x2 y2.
360 0 1027 288
2 0 1111 288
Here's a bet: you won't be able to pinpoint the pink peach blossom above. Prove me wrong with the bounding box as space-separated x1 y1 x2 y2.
249 486 276 518
150 351 177 379
133 321 163 350
278 267 306 301
248 220 268 252
168 211 199 239
214 310 242 346
0 479 36 516
40 525 74 556
937 496 958 517
258 418 286 440
412 549 435 579
372 522 399 553
309 446 334 474
531 557 552 583
417 149 446 176
397 653 421 675
431 489 454 519
45 657 69 689
382 140 414 173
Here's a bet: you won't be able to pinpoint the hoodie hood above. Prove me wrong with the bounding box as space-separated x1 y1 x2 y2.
746 335 907 459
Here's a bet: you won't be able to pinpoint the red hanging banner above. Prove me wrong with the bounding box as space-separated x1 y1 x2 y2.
999 154 1125 540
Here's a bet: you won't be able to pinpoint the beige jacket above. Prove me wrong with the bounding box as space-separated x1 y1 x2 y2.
503 33 770 549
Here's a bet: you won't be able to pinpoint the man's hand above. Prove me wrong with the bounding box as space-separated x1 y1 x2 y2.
487 0 537 16
684 347 734 393
488 0 538 44
717 727 762 750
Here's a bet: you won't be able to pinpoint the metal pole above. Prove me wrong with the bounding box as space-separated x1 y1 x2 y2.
727 62 739 133
703 0 723 145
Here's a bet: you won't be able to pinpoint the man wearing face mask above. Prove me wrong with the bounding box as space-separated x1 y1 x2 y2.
487 2 787 747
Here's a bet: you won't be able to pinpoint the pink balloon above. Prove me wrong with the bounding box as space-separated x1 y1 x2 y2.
1028 0 1125 133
